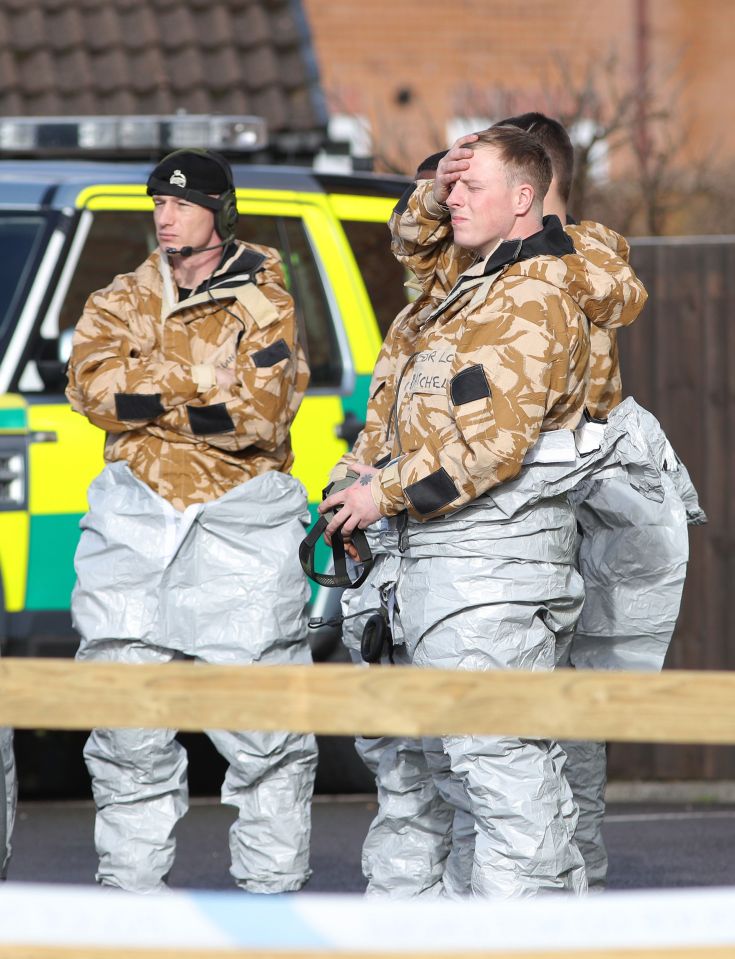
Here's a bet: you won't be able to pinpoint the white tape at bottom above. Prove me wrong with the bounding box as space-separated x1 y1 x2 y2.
2 884 735 951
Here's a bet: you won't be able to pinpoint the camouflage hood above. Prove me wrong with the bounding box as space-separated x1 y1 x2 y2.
563 219 646 417
430 215 644 334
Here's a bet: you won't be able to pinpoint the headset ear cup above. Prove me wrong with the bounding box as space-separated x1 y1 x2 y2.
360 612 388 664
216 189 238 239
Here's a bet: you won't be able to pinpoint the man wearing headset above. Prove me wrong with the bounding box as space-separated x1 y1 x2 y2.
66 149 317 894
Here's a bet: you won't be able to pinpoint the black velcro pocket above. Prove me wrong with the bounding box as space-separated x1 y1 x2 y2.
404 467 460 516
450 365 491 406
187 402 235 435
393 183 417 216
252 339 291 368
114 393 165 421
373 452 391 468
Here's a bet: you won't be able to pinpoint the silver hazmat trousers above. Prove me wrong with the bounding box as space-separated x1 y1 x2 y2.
0 724 15 878
72 462 318 893
341 554 477 899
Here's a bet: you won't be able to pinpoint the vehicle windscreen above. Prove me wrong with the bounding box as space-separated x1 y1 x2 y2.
0 212 48 355
338 218 413 338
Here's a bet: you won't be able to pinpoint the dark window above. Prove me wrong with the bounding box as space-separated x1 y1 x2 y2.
339 219 412 337
0 213 47 349
236 214 342 389
59 212 153 334
279 218 342 388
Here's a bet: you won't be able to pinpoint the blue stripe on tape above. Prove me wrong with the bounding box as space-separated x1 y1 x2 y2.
193 893 330 948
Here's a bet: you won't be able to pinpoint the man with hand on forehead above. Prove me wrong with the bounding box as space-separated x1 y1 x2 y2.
319 125 646 897
66 148 317 894
389 113 703 892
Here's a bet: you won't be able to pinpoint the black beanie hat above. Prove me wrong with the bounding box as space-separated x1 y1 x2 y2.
146 149 234 211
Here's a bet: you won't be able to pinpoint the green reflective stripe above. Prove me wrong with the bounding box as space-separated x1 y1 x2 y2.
0 409 26 429
340 373 371 420
25 513 82 610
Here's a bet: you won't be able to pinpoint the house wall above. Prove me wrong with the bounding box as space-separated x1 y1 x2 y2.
303 0 735 184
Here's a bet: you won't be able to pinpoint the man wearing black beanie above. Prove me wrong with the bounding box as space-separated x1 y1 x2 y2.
65 149 318 894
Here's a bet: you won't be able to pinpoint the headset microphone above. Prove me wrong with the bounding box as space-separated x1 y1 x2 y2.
165 238 231 258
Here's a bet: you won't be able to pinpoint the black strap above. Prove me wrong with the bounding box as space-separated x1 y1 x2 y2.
299 514 374 589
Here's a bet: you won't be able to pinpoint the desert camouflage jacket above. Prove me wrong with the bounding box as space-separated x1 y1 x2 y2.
389 179 646 418
66 241 309 510
340 216 630 521
565 220 631 416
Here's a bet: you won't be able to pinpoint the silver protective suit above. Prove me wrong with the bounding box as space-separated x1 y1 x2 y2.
343 398 690 897
559 406 705 888
0 724 15 877
72 461 318 893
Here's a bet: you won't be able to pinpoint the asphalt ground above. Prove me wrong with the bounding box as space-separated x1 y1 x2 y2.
7 796 735 892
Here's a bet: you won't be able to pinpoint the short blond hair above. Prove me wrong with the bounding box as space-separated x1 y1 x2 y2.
471 126 552 206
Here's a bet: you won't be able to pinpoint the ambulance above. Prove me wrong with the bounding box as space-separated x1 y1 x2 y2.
0 115 410 659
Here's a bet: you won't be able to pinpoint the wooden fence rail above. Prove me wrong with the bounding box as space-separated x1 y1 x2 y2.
0 658 733 744
2 659 735 958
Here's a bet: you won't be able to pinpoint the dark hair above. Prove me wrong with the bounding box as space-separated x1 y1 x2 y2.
471 127 552 207
415 150 448 178
495 112 574 203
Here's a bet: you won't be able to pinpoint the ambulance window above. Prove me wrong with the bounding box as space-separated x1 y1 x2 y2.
339 219 412 337
237 215 342 389
279 218 341 388
0 213 46 337
59 211 153 333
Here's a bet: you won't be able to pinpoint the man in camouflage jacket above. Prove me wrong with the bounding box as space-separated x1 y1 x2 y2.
66 149 317 894
327 121 653 897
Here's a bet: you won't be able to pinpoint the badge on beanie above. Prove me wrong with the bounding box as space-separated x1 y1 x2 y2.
169 169 187 188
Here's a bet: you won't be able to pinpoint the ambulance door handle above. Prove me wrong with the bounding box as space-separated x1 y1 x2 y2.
28 431 58 443
336 412 364 447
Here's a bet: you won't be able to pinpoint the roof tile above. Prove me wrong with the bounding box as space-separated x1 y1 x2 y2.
9 8 46 54
118 4 161 51
45 8 87 52
191 3 232 50
155 6 198 51
18 49 56 96
127 49 169 94
82 6 121 53
167 48 207 94
0 48 17 92
55 50 94 95
232 4 270 50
